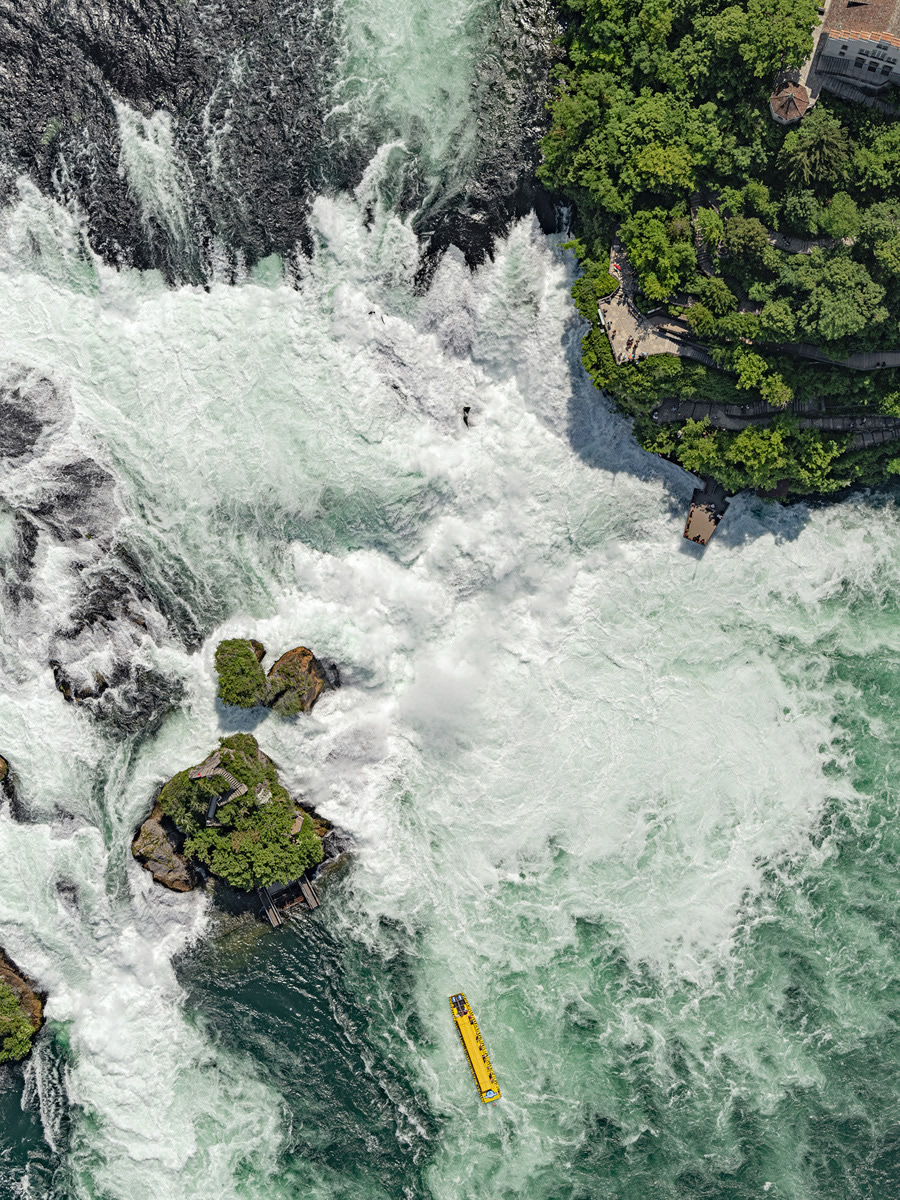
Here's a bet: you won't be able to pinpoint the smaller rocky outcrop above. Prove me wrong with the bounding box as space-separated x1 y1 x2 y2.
214 638 269 708
0 949 44 1063
0 755 8 784
131 804 194 892
214 639 334 717
267 647 329 716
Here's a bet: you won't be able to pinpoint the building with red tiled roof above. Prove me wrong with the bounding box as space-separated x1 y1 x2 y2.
818 0 900 98
769 70 810 124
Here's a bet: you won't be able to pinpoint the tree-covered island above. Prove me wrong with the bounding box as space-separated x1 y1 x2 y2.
133 733 324 892
540 0 900 496
133 640 339 902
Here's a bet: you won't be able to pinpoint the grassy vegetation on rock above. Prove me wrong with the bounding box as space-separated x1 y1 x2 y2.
214 639 268 709
214 640 329 716
0 980 37 1063
267 647 328 716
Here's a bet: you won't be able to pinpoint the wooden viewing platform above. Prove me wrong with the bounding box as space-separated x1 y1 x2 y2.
684 480 729 546
258 873 321 928
189 752 251 827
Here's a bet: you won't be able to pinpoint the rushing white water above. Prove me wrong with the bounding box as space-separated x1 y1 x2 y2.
1 157 889 1198
114 103 194 252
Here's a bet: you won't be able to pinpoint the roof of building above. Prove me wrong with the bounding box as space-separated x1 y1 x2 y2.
770 81 810 123
826 0 900 39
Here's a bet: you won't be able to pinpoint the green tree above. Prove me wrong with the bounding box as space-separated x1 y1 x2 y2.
621 209 697 300
695 206 724 251
0 983 34 1063
780 107 851 192
781 251 887 343
819 192 860 241
725 215 771 263
675 418 724 477
567 239 620 320
734 349 769 391
760 298 797 341
873 234 900 278
853 123 900 197
695 276 737 317
782 190 822 234
859 201 900 251
759 372 793 409
740 0 818 77
686 302 719 338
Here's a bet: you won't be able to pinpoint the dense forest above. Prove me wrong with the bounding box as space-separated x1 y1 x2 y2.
540 0 900 495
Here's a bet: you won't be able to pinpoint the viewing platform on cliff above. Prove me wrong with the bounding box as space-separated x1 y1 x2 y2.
684 480 729 546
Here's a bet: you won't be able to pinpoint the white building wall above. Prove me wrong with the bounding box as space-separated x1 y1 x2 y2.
821 30 900 86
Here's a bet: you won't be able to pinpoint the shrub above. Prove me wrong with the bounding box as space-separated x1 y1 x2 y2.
214 640 268 709
0 983 34 1063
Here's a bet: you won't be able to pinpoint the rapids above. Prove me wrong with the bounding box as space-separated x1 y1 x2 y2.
2 3 900 1199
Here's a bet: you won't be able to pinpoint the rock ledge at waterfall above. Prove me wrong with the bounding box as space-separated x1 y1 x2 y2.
131 804 195 892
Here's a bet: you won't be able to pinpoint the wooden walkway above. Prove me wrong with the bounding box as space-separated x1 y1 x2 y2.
189 752 249 825
777 344 900 371
653 397 900 449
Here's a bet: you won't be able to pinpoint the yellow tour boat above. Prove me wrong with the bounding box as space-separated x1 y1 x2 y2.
449 993 501 1103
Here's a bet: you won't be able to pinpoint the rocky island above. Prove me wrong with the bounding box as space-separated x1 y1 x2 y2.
133 732 324 893
215 638 332 715
133 640 345 916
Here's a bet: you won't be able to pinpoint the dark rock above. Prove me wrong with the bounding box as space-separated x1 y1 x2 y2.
0 368 73 463
320 825 354 865
0 0 558 287
0 0 335 280
250 639 265 662
50 659 183 735
54 880 79 912
132 804 194 891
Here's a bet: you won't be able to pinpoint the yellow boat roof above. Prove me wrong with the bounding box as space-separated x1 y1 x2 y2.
449 993 501 1102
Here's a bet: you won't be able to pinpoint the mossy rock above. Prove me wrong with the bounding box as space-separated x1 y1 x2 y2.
0 952 43 1064
266 647 330 716
215 639 268 708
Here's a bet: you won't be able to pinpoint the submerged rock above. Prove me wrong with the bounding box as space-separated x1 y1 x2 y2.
0 949 44 1063
131 804 194 892
266 646 330 716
